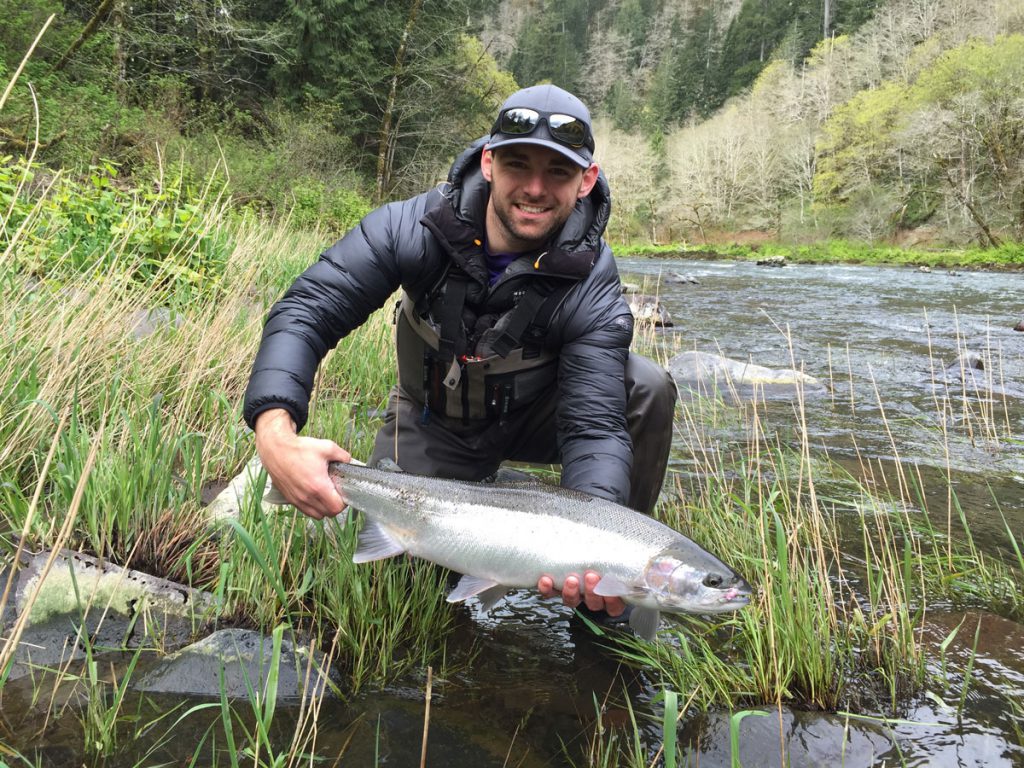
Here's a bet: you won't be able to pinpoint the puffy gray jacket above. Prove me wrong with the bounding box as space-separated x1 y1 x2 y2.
243 138 635 503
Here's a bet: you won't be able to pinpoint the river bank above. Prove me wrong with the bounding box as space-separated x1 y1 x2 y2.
615 239 1024 270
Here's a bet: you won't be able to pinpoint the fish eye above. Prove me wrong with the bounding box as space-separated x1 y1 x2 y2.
703 573 724 588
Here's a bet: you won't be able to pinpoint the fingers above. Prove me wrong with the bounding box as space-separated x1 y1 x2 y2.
537 575 556 598
254 419 349 520
538 570 626 616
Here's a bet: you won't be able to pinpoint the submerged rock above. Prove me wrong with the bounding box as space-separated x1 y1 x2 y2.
3 546 219 680
679 705 897 768
134 628 332 700
1014 319 1023 332
666 271 700 285
668 350 827 402
932 350 1024 399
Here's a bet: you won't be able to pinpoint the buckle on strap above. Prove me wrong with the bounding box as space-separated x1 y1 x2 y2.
442 357 462 390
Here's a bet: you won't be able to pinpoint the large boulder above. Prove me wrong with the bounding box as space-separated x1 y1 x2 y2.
668 351 828 402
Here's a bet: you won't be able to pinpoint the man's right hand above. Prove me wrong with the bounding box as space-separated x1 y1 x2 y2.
254 409 350 520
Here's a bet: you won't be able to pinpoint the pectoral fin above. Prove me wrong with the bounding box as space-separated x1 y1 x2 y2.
447 575 504 606
628 607 661 641
352 519 406 563
263 484 289 506
592 574 632 597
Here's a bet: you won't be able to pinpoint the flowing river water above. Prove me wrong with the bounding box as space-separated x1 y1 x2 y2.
4 258 1023 766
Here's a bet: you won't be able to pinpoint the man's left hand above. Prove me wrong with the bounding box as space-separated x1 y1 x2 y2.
537 570 626 616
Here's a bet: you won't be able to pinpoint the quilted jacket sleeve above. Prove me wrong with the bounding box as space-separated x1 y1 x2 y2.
242 193 433 431
550 242 635 505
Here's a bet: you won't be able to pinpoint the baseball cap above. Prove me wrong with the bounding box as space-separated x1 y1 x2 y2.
488 84 595 169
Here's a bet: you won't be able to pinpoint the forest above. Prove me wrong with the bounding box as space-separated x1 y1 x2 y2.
2 0 1023 250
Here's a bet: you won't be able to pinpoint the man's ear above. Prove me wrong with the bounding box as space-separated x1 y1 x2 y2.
481 148 494 182
578 163 600 199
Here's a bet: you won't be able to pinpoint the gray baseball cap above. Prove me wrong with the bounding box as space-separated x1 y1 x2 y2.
488 84 595 168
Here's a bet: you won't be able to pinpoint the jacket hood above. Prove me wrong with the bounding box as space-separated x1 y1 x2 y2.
443 136 611 254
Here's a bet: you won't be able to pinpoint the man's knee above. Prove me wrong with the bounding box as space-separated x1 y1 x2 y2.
626 354 677 413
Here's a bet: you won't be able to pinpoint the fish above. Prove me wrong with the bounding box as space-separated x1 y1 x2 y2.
265 462 752 640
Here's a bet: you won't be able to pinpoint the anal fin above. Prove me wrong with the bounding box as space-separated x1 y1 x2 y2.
628 607 661 641
447 574 503 605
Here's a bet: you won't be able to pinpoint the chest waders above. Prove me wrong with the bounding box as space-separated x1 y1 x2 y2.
396 269 576 425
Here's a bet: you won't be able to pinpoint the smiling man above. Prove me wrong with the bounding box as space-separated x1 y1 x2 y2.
243 84 677 619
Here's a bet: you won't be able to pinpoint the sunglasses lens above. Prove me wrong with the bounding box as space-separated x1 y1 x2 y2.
496 108 591 150
499 108 540 135
547 114 587 147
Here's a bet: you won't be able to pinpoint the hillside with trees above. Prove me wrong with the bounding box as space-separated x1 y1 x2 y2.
2 0 1022 250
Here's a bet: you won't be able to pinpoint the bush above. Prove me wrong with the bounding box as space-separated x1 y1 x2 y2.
1 155 234 295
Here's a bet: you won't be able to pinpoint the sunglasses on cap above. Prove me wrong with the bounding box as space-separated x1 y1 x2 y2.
493 107 595 152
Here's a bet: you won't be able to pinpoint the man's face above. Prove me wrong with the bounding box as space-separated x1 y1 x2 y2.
481 145 599 252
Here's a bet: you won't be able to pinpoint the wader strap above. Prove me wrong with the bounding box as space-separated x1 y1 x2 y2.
435 274 469 389
490 281 576 358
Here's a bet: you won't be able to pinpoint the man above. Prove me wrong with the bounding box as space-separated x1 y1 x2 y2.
243 84 677 618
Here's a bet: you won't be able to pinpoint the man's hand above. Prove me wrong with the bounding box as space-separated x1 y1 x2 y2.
537 570 626 617
254 408 350 520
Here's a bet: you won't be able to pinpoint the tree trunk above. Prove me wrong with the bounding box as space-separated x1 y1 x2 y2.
375 0 423 204
55 0 118 71
943 167 1001 248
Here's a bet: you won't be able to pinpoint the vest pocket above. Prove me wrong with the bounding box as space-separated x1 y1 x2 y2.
482 359 558 422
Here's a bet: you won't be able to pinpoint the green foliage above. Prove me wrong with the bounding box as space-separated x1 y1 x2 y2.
509 0 602 92
814 34 1024 240
814 81 907 203
1 156 233 293
286 179 371 234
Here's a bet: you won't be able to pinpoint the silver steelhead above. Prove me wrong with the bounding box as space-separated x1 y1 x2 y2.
274 462 752 640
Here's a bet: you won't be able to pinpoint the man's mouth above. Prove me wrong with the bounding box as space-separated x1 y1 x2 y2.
516 203 549 215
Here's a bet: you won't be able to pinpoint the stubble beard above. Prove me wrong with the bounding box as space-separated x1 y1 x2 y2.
492 198 566 251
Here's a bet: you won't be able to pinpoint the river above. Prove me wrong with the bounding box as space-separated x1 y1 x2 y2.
5 258 1023 766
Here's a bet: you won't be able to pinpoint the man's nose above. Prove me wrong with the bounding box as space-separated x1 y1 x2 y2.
522 170 546 197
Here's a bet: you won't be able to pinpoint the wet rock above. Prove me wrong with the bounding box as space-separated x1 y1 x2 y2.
13 547 217 625
668 350 827 402
1014 319 1024 332
134 628 332 700
666 272 700 285
3 547 219 680
627 294 673 327
756 255 786 267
